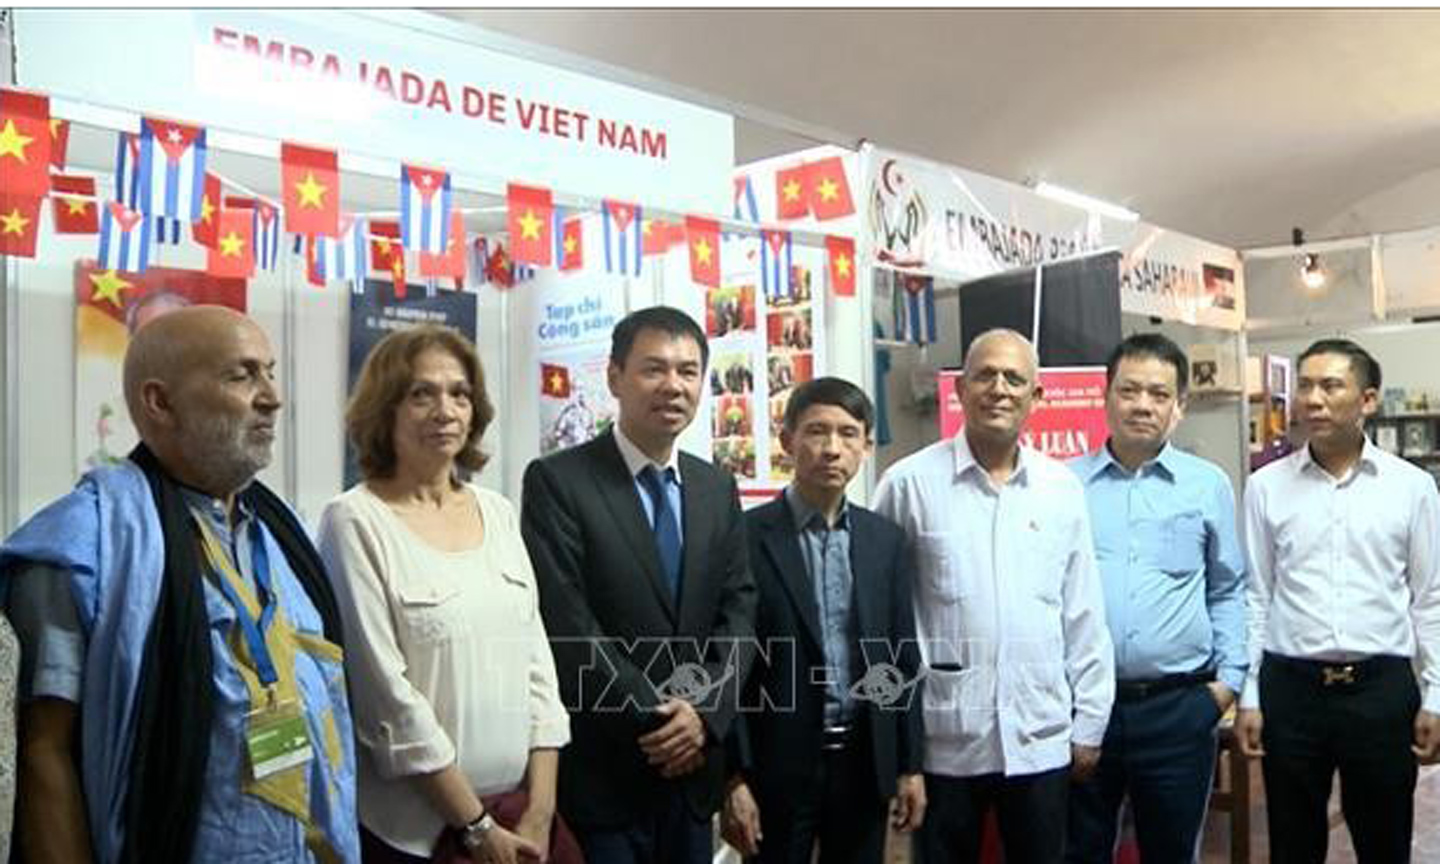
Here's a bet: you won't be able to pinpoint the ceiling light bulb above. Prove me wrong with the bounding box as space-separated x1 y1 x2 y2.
1301 253 1326 289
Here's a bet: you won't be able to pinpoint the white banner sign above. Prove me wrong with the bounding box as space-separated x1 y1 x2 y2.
862 146 1244 330
14 9 734 215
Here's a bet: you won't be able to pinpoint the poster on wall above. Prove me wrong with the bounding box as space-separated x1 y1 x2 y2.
74 262 247 476
765 264 818 483
346 278 477 487
533 276 624 455
539 351 616 455
699 235 827 500
706 270 762 482
937 367 1108 461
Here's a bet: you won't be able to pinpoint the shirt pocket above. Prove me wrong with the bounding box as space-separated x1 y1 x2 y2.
1023 525 1068 607
497 568 537 624
393 576 464 646
915 531 964 604
923 665 990 743
1156 511 1206 575
1014 663 1069 745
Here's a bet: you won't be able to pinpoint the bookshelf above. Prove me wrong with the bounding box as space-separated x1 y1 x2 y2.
1369 411 1440 488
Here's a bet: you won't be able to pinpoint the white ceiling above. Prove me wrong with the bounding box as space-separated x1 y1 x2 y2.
440 8 1440 250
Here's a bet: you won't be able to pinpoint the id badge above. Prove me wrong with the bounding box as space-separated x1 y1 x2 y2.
246 697 313 780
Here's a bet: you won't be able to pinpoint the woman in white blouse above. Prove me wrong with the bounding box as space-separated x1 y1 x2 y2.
318 326 574 864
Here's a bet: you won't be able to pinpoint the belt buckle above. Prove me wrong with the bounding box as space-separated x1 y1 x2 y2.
821 725 851 751
1322 664 1356 686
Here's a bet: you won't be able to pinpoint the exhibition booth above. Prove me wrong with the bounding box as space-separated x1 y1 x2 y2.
1 9 867 529
11 9 1440 864
0 9 1266 535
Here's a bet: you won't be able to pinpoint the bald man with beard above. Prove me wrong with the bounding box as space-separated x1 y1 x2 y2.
2 307 359 863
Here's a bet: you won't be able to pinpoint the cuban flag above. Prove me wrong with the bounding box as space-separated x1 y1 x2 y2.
138 118 207 244
313 215 367 289
761 229 794 301
254 202 281 270
733 175 760 224
602 199 642 276
895 274 938 345
97 201 152 274
112 132 144 210
400 164 452 254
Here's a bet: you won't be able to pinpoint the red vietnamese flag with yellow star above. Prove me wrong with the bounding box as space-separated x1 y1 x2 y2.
776 163 809 220
0 195 42 257
281 142 339 236
192 173 221 248
559 217 583 272
207 208 255 278
507 183 553 266
639 218 687 258
51 175 100 234
369 219 402 272
641 217 680 255
50 118 70 170
0 89 52 197
806 156 855 220
826 235 857 297
541 363 571 399
685 216 720 287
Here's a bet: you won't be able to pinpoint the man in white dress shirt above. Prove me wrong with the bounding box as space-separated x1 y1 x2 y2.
1237 338 1440 863
874 329 1114 864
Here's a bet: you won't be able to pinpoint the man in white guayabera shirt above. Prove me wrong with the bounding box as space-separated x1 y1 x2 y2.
874 329 1114 864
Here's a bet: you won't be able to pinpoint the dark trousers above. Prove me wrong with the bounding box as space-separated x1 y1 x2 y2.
1067 683 1221 864
755 735 888 864
919 767 1069 864
574 785 712 864
1260 653 1420 864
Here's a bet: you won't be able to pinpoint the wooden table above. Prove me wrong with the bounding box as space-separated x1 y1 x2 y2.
1209 720 1252 864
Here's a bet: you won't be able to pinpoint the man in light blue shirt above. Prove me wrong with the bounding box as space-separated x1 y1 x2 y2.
1066 333 1246 864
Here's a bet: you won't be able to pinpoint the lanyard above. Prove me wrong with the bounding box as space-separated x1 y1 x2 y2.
194 511 281 688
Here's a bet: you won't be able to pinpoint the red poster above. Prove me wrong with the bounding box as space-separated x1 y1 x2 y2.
938 367 1109 460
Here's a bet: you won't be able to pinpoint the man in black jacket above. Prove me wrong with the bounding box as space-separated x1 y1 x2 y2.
723 377 925 863
522 306 757 864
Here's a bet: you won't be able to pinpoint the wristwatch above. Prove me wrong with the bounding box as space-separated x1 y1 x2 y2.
459 810 496 851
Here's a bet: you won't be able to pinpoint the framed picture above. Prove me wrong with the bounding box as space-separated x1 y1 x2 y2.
1375 422 1400 454
1266 355 1291 399
1402 420 1434 457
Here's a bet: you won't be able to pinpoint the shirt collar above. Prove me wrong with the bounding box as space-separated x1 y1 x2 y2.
952 431 1031 485
179 484 254 530
614 424 683 484
785 484 850 531
1297 436 1380 479
1086 439 1178 483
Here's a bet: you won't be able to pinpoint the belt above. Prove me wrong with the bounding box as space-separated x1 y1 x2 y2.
1264 652 1408 687
821 725 855 752
1115 669 1215 703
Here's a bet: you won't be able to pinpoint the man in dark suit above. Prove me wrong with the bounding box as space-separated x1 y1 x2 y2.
722 377 926 863
522 306 757 864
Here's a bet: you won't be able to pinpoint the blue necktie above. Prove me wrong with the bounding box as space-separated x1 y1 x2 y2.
639 465 682 599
